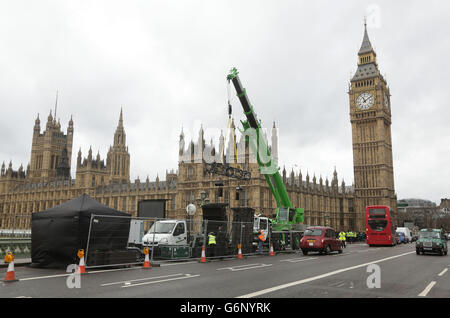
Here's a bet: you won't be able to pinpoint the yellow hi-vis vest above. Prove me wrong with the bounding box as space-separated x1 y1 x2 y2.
208 235 216 245
339 232 346 241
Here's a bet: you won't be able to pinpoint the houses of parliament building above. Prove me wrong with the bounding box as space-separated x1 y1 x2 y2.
0 23 397 232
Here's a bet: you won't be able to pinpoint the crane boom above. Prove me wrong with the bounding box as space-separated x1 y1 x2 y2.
227 67 304 225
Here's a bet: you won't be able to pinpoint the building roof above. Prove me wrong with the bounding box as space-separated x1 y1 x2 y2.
351 62 380 81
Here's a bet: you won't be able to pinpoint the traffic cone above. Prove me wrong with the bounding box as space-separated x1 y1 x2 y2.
269 243 275 256
143 247 151 268
237 244 243 259
200 245 207 263
3 252 18 282
77 249 86 274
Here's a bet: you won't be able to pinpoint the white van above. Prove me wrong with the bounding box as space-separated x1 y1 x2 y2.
396 227 412 243
142 220 188 247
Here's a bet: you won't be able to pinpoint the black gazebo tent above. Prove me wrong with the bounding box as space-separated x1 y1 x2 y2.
31 194 132 268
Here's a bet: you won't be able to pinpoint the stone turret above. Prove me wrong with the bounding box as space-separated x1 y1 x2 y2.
28 100 74 183
179 126 185 159
75 147 108 187
107 109 130 184
0 161 26 194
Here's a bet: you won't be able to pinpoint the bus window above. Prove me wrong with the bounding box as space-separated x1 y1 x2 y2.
369 208 386 218
368 219 388 231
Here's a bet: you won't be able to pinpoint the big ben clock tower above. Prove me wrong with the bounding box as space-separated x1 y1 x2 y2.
349 22 397 230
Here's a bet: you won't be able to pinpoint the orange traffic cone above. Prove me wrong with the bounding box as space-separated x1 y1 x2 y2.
237 244 243 259
143 247 151 268
3 252 18 282
200 245 207 263
77 249 86 274
269 243 275 256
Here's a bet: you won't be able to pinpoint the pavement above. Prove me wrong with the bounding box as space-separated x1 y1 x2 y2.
0 243 448 298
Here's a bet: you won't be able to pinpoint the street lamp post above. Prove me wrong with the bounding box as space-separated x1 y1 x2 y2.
324 212 330 227
195 191 210 255
186 203 196 237
196 191 210 208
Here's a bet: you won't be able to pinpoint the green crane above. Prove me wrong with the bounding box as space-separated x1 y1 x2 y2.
227 67 304 249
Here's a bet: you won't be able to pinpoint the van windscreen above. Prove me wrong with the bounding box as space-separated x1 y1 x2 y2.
148 222 176 234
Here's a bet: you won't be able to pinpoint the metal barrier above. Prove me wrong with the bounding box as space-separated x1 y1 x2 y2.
0 215 32 260
84 215 306 268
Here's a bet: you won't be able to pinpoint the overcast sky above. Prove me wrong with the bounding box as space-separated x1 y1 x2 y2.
1 0 449 204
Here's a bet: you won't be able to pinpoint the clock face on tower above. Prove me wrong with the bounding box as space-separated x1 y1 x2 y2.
356 92 374 110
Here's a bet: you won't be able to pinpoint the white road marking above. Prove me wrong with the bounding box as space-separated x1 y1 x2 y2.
438 268 448 277
217 263 273 271
17 261 199 282
101 273 184 287
280 257 318 263
18 266 140 281
85 267 142 274
231 264 272 271
418 281 436 297
327 280 346 287
237 251 415 298
217 263 261 270
160 261 198 267
121 274 200 288
19 273 72 281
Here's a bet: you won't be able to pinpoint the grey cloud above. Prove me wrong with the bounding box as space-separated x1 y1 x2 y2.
0 0 449 203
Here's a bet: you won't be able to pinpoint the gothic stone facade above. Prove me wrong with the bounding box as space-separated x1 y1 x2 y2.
0 24 395 232
0 113 356 231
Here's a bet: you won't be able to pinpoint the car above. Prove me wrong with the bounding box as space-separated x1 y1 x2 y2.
416 228 448 256
300 226 343 255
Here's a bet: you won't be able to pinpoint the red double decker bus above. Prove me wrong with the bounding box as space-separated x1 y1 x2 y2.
365 205 398 246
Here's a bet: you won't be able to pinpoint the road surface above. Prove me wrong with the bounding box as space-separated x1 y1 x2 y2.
1 243 449 299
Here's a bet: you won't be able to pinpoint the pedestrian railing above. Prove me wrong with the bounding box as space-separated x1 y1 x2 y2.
0 215 32 260
83 215 306 269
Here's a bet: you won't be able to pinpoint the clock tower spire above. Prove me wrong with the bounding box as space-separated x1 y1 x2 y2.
349 22 397 231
